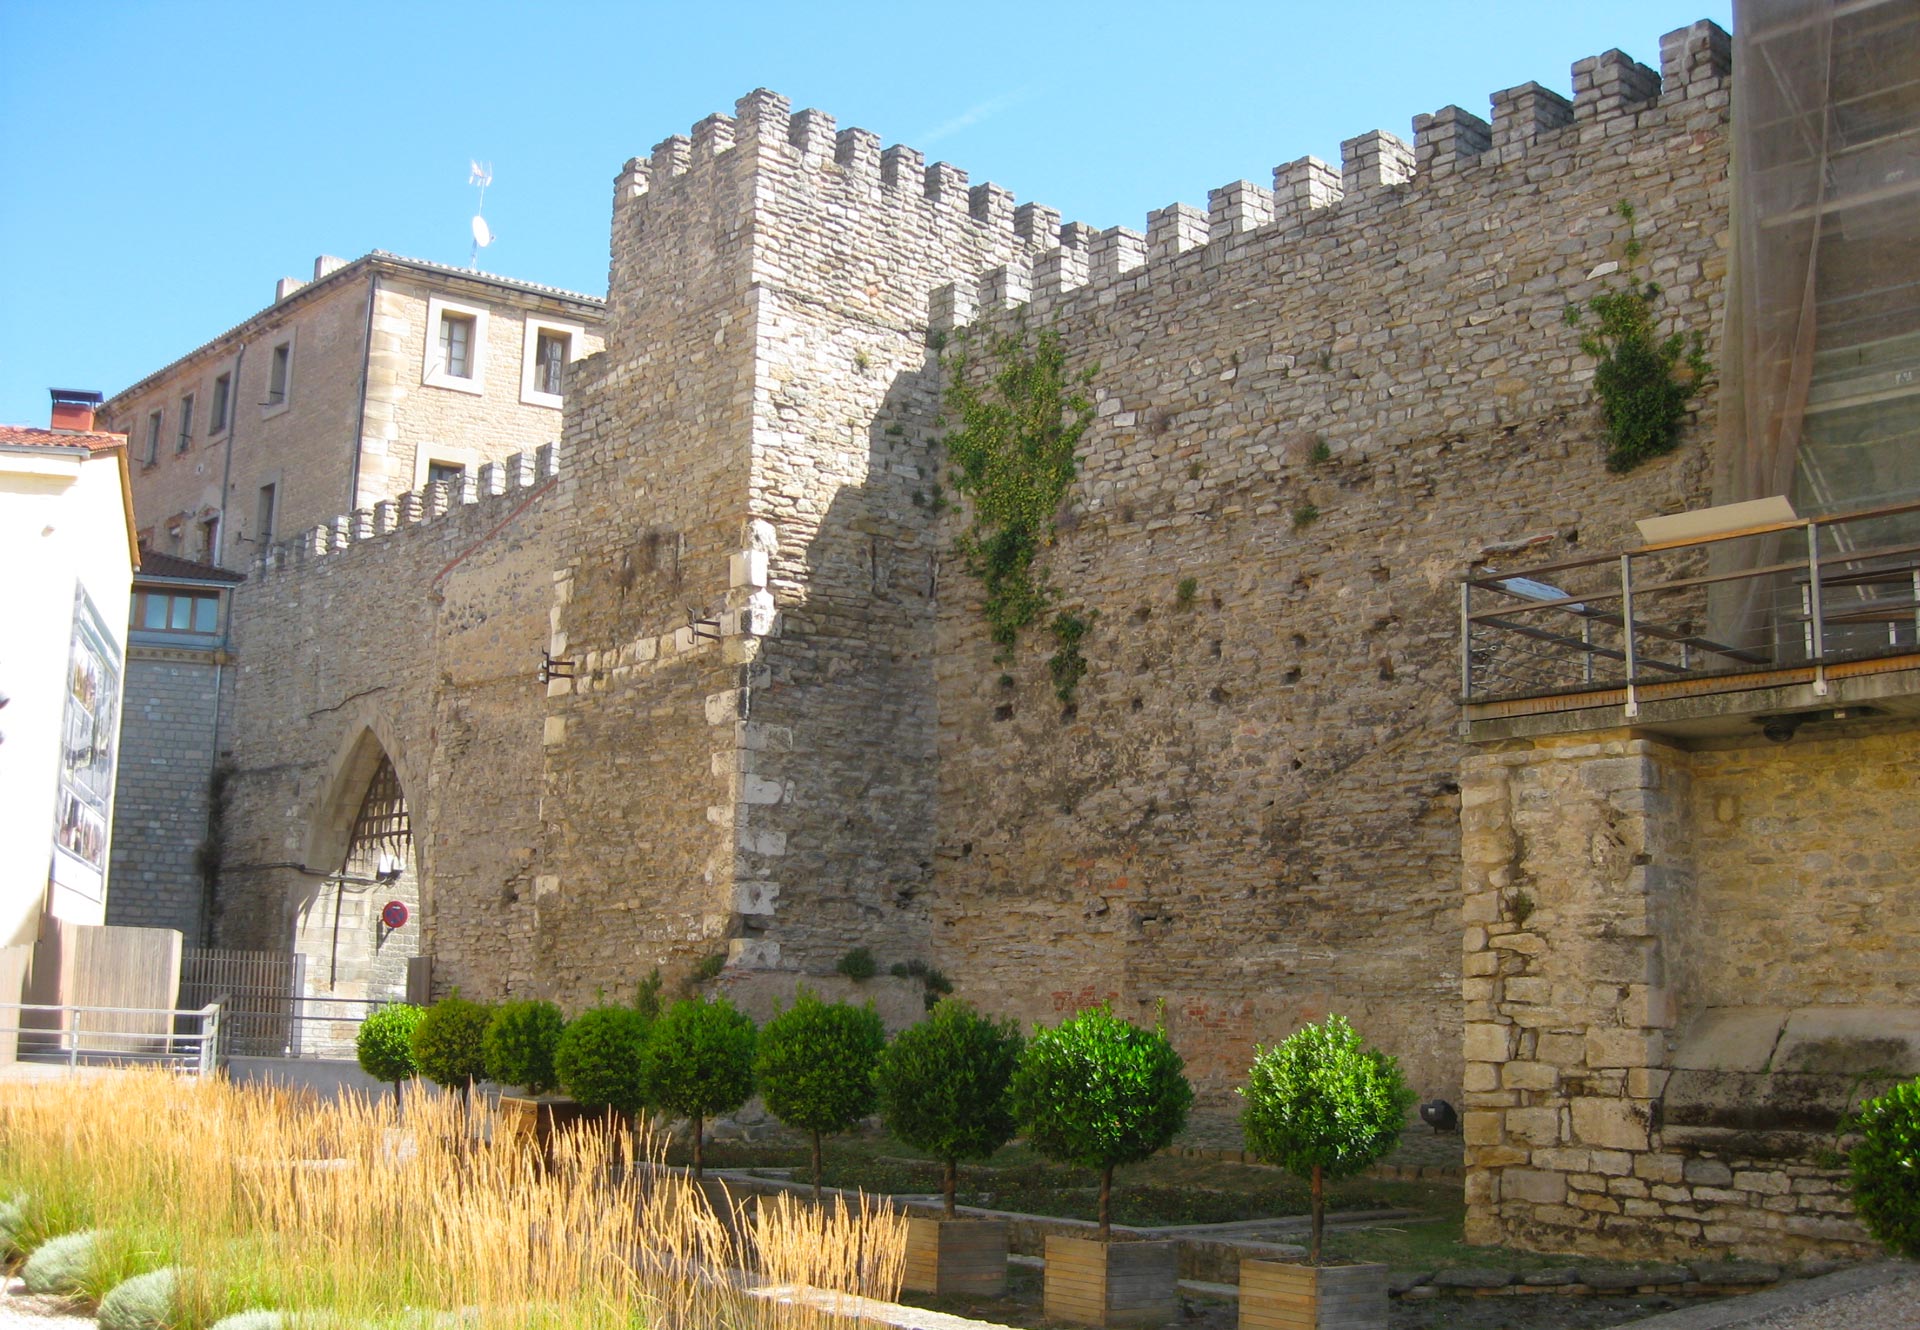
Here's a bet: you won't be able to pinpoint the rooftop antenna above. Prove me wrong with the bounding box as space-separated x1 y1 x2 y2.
468 159 494 269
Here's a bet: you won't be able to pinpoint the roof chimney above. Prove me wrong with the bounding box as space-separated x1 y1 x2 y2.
314 254 349 280
49 388 102 433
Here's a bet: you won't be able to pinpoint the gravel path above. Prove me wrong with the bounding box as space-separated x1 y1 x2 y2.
1620 1262 1920 1330
0 1281 91 1330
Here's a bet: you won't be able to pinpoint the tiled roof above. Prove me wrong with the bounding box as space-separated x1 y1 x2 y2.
0 424 128 454
137 549 247 584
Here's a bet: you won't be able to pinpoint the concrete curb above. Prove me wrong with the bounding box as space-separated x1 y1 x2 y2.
1617 1260 1920 1329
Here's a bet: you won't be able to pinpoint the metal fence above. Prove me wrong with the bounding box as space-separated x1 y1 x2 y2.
0 1002 221 1075
1462 498 1920 708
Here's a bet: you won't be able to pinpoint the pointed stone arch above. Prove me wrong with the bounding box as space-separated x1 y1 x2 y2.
294 716 426 1014
305 716 428 881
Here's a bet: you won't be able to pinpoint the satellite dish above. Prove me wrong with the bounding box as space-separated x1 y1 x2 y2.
471 215 493 249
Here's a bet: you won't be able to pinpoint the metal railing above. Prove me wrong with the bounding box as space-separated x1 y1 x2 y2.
0 1002 222 1076
1462 497 1920 709
213 994 385 1061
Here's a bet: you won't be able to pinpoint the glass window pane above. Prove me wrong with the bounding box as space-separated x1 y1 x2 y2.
168 597 192 630
141 595 167 630
193 597 219 633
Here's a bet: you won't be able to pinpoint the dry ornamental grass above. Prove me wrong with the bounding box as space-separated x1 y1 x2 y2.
0 1070 905 1330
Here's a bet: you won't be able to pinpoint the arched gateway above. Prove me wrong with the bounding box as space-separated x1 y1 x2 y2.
290 726 422 1054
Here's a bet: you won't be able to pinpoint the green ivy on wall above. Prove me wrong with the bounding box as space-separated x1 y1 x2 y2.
942 320 1099 703
1566 201 1713 473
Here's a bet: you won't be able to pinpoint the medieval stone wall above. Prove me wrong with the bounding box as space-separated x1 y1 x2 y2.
924 25 1730 1113
217 450 564 1002
197 26 1873 1252
1459 718 1920 1262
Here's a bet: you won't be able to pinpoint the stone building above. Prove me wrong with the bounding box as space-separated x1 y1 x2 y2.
100 253 605 572
172 2 1918 1263
105 550 245 941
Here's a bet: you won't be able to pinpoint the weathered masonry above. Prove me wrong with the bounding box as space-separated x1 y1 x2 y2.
208 6 1918 1262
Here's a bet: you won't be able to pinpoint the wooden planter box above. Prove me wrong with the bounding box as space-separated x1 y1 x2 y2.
497 1095 596 1152
903 1217 1007 1297
1044 1235 1178 1329
1239 1259 1388 1330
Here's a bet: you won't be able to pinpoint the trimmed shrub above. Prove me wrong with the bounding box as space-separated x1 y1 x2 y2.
0 1192 28 1256
756 987 887 1200
875 998 1022 1215
640 995 756 1178
99 1266 179 1330
1240 1014 1414 1264
355 1004 424 1107
1850 1074 1920 1258
410 994 494 1097
1010 1005 1192 1239
482 999 566 1094
22 1228 100 1294
553 1005 652 1120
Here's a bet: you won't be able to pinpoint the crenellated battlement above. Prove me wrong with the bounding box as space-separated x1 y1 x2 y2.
927 19 1728 332
607 87 1074 298
249 442 561 579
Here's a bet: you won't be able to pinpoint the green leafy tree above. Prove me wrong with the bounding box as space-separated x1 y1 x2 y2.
355 1003 424 1110
1239 1014 1415 1264
943 321 1098 694
1566 201 1712 473
640 995 757 1178
1850 1075 1920 1258
483 999 566 1095
755 987 888 1202
553 1004 653 1123
1010 1005 1192 1239
876 998 1023 1216
410 993 494 1101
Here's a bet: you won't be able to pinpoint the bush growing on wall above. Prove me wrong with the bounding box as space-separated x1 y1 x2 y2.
875 998 1022 1216
483 1000 566 1095
641 996 757 1179
355 1004 424 1110
1240 1014 1413 1264
755 987 887 1202
1849 1075 1920 1258
410 993 494 1100
1010 1005 1191 1239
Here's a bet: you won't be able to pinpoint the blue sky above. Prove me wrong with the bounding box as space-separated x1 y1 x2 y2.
0 0 1731 426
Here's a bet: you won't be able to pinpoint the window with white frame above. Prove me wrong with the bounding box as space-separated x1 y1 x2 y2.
423 296 489 394
519 316 586 407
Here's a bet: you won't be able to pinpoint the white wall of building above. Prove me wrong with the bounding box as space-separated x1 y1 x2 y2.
0 444 134 948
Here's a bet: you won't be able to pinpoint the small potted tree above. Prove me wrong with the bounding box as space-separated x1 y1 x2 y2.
410 992 494 1105
553 1002 654 1150
876 998 1022 1296
755 986 887 1203
354 1002 424 1112
640 994 757 1179
1237 1015 1413 1330
1011 1005 1192 1329
485 998 578 1146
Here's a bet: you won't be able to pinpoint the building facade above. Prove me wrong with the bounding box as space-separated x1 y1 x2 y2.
113 4 1920 1263
100 253 605 572
105 551 244 941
